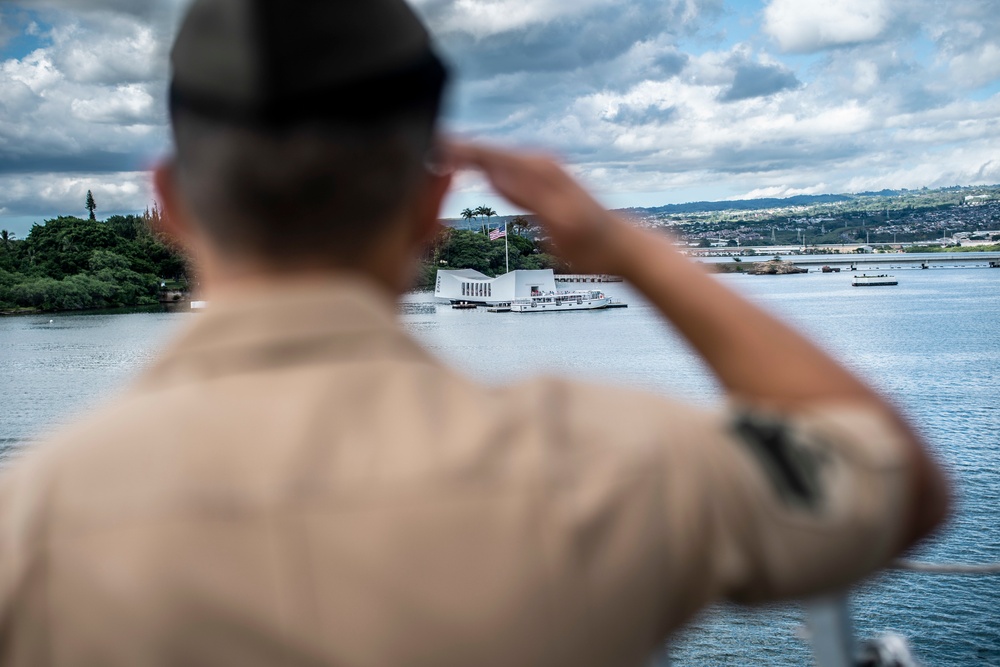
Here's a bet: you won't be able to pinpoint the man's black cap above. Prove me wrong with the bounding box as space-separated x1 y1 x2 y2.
169 0 448 127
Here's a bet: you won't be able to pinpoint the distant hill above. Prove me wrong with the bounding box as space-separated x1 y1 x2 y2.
615 184 1000 218
441 214 535 231
623 194 854 215
441 184 999 225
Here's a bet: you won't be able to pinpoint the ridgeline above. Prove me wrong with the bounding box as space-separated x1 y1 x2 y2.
620 184 1000 247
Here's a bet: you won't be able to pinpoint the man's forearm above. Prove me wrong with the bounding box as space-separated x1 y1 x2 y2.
445 140 948 547
609 223 950 545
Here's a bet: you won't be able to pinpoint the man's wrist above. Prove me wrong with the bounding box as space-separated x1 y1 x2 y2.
600 217 645 278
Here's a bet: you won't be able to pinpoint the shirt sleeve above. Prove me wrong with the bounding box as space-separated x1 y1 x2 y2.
0 455 51 662
552 379 913 611
687 401 912 603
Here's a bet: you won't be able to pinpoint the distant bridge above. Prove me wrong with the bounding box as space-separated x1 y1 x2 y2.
699 251 1000 269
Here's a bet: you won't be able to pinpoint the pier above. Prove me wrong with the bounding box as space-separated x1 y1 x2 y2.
699 251 1000 270
554 274 623 282
787 251 1000 269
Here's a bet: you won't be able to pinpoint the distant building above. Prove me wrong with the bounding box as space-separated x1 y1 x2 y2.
434 269 558 304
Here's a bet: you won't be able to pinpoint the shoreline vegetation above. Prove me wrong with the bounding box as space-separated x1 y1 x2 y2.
0 208 189 316
3 206 998 315
0 212 568 315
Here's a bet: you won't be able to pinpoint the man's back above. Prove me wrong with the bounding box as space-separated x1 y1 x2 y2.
0 280 915 666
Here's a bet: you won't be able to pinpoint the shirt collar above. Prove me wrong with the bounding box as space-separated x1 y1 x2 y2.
137 277 434 389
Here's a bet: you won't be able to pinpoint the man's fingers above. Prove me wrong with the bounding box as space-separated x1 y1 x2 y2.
447 140 578 204
440 138 632 274
443 140 546 210
444 139 560 179
440 139 482 169
442 139 516 172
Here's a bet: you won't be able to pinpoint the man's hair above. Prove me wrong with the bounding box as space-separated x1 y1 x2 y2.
171 108 436 269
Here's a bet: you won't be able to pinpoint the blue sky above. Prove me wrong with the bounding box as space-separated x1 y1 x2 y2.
1 0 999 235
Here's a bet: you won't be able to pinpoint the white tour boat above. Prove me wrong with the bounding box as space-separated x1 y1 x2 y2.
510 289 611 312
852 274 898 286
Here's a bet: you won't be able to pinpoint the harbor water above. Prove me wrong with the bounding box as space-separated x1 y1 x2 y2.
1 267 998 665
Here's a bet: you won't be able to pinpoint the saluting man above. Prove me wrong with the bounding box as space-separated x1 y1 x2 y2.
0 1 948 665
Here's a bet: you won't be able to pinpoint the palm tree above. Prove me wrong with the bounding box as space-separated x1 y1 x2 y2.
0 229 14 251
460 207 476 231
476 206 497 234
510 216 529 238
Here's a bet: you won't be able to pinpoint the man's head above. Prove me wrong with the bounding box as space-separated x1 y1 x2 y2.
157 0 450 284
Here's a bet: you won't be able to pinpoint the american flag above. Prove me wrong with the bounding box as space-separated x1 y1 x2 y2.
489 227 506 241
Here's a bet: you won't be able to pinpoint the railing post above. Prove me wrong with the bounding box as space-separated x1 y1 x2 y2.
806 595 856 667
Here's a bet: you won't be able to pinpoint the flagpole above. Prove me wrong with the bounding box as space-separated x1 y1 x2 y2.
504 220 509 274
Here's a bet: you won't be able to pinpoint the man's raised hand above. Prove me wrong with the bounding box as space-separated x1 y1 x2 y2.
445 140 635 275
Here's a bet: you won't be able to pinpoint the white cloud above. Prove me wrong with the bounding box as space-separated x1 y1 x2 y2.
734 184 830 200
850 60 880 94
0 6 168 175
1 49 63 93
70 83 155 124
0 171 153 219
946 41 1000 88
24 0 187 23
839 141 1000 191
763 0 891 53
51 19 161 84
415 0 710 39
2 0 1000 231
423 0 615 37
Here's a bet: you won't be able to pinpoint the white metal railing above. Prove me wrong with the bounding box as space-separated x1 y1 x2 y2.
807 560 1000 667
656 560 1000 667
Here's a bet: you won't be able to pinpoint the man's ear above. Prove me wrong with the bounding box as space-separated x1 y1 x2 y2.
152 160 199 252
412 169 452 245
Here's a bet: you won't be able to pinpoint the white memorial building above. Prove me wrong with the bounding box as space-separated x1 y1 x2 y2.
434 269 558 304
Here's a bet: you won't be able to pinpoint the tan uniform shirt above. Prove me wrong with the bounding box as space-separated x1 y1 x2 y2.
0 279 911 666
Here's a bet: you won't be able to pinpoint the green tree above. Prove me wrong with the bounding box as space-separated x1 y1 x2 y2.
460 207 476 231
0 211 190 312
86 190 97 221
20 217 118 279
510 215 530 237
105 214 144 241
0 231 18 273
436 229 491 274
475 205 497 235
415 227 570 285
